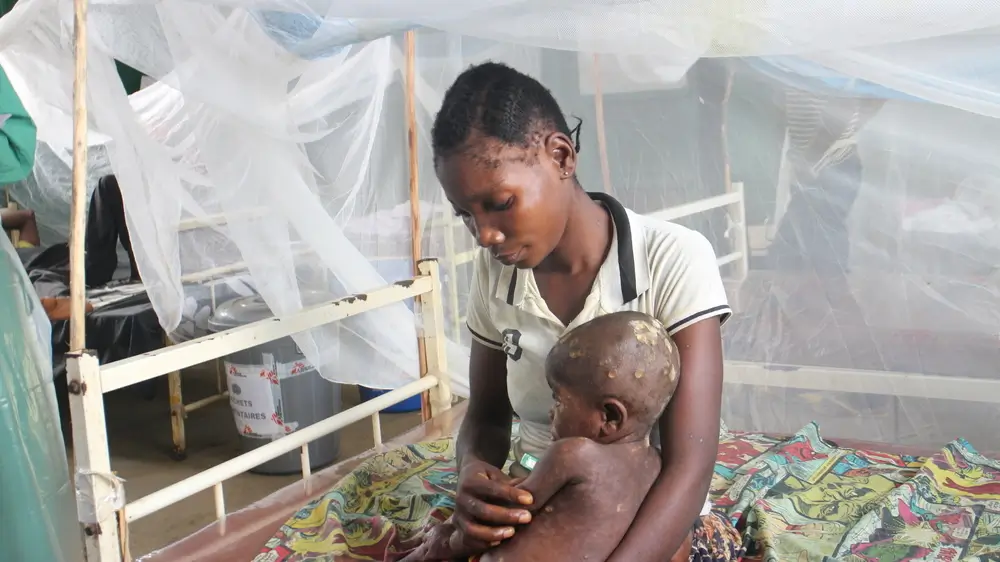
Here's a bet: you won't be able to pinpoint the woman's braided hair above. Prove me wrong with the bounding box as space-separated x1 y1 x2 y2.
431 61 581 164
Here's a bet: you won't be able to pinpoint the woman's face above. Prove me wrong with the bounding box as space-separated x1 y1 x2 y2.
435 133 576 269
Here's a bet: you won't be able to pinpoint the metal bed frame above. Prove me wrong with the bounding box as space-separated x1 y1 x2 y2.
68 259 453 561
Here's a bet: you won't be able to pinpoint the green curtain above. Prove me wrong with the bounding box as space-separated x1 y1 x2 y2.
0 235 84 562
0 64 36 184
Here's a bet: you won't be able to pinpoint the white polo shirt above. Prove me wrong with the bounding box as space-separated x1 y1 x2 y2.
466 193 730 516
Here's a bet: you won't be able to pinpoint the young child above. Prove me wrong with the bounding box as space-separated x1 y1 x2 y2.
399 311 691 562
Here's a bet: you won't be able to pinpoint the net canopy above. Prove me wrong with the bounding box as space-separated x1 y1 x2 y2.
2 0 999 449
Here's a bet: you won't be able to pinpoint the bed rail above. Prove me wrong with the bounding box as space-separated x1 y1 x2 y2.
646 183 749 281
67 259 453 562
171 212 426 458
725 361 1000 404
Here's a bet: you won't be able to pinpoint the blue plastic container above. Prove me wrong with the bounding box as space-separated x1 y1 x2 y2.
358 386 422 413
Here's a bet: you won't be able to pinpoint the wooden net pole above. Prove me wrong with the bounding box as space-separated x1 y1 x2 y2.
403 31 432 422
69 0 90 351
592 54 613 194
67 0 129 558
721 63 735 192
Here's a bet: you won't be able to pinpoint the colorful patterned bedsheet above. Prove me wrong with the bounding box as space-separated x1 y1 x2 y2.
255 423 1000 562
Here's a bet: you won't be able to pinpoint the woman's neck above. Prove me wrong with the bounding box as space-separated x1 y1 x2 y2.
536 189 613 275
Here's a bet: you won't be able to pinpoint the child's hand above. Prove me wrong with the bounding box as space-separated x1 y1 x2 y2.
396 520 470 561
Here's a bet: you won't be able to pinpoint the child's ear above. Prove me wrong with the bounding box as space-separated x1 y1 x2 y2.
600 398 628 437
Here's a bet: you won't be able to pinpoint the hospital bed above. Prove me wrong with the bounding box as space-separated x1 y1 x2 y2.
135 391 1000 562
131 394 978 562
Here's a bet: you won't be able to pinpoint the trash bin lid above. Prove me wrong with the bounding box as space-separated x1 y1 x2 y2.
208 290 337 332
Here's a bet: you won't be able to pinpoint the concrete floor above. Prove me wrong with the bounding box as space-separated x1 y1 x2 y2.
63 367 422 558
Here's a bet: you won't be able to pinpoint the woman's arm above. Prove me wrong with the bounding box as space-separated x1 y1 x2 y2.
605 318 724 562
452 340 534 549
459 248 517 470
453 249 535 548
457 340 514 469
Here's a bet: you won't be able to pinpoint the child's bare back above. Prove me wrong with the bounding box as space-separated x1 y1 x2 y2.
401 312 686 562
478 437 661 562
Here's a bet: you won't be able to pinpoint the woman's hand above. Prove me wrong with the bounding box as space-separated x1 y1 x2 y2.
452 459 534 550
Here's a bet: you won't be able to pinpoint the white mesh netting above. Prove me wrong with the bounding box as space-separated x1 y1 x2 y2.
2 0 999 449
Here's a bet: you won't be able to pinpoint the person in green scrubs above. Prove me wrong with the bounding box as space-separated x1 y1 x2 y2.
0 62 40 247
0 63 36 185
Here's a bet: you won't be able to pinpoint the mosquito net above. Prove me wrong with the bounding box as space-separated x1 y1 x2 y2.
1 0 998 450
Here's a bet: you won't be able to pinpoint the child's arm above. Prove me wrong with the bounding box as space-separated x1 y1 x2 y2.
516 437 598 512
476 439 602 562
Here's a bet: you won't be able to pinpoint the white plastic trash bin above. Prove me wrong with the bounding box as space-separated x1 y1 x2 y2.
209 291 342 475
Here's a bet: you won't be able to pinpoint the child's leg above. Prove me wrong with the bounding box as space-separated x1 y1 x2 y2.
686 511 744 562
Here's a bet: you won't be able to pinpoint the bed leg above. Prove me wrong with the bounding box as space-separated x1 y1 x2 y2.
372 413 383 448
168 368 187 461
417 259 452 418
68 351 124 562
163 333 188 461
213 482 227 534
300 445 313 496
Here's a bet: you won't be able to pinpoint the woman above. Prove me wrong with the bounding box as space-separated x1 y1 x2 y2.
433 61 743 561
1 62 40 249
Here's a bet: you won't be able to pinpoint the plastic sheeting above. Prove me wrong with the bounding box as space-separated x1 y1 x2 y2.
0 234 83 562
1 0 999 449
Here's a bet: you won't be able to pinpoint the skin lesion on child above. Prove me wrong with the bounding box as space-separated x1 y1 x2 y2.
397 311 691 562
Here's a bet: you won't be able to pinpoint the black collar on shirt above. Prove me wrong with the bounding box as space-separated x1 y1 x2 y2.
588 192 639 305
498 191 643 308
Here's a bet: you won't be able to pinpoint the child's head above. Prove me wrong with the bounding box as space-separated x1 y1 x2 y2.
431 61 582 269
545 311 680 443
